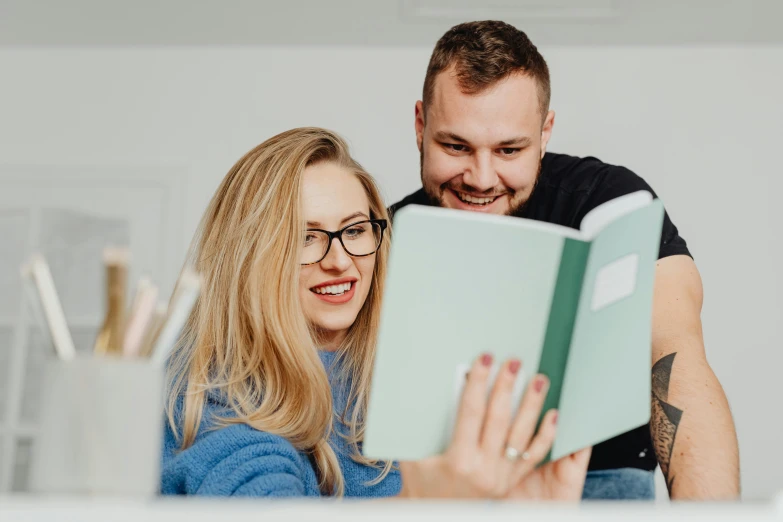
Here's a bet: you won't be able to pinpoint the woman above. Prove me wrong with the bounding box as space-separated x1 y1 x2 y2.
161 127 590 498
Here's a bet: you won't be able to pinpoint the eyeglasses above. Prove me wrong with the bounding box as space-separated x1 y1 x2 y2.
301 219 387 265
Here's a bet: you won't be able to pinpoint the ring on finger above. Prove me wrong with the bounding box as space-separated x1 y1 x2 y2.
506 446 532 461
505 446 520 461
505 446 531 462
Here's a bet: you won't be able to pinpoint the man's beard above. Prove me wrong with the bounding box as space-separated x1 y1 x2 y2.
419 144 542 217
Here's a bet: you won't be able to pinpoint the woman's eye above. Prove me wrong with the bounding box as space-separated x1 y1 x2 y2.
344 227 365 238
304 233 317 245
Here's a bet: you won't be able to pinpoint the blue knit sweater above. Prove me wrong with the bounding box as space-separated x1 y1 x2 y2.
160 351 402 497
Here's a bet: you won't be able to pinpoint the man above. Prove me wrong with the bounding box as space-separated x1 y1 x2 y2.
389 20 739 500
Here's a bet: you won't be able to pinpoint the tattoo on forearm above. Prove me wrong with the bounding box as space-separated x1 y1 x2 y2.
651 353 683 492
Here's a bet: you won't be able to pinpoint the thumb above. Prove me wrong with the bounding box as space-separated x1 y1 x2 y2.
571 446 592 467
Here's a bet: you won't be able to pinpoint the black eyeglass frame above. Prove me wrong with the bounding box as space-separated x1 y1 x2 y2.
301 218 388 266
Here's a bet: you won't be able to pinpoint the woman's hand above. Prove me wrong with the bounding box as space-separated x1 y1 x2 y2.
398 352 578 499
507 447 592 501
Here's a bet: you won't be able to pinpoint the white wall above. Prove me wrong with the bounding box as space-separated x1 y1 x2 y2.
0 46 781 499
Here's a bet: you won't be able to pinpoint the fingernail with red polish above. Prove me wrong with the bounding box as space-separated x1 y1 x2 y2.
481 353 493 367
552 411 559 425
534 377 545 393
508 360 521 374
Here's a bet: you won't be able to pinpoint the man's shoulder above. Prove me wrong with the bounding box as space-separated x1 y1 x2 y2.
531 152 659 228
540 152 650 197
388 188 430 220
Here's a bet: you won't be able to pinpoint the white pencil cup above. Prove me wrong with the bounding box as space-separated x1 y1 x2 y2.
27 356 165 497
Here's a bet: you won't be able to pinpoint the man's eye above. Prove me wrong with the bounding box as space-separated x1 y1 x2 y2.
499 148 520 155
445 143 467 152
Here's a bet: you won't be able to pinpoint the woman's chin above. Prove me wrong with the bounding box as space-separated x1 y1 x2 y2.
311 316 357 346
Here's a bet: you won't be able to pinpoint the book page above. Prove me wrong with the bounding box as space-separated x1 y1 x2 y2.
407 204 584 239
553 199 664 460
580 190 652 239
364 205 565 460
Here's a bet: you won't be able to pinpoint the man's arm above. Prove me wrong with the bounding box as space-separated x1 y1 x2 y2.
650 255 739 499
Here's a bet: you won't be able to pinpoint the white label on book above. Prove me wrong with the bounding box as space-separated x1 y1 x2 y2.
591 253 639 312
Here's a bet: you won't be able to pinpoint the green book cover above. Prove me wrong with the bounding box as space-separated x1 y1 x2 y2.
363 191 665 462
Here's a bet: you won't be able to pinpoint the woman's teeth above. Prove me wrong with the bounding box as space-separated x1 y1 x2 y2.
457 192 497 205
313 282 352 295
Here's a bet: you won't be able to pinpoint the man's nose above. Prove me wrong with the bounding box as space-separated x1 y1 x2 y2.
462 151 500 192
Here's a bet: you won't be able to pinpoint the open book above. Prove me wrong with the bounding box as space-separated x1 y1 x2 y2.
363 190 664 462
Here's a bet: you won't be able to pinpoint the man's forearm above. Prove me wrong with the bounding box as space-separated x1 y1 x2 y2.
650 349 739 499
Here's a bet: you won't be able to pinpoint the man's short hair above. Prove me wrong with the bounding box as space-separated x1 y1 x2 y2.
423 20 551 122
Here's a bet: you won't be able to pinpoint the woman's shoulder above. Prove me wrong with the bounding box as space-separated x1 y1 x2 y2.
161 395 321 497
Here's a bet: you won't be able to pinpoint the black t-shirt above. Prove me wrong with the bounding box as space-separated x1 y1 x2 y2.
388 151 691 472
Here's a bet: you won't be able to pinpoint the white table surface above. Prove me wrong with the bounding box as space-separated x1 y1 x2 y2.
2 495 783 522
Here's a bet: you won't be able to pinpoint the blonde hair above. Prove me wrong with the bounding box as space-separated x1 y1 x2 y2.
165 127 392 496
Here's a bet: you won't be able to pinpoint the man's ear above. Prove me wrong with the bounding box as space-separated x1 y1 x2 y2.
541 110 555 158
415 101 425 152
